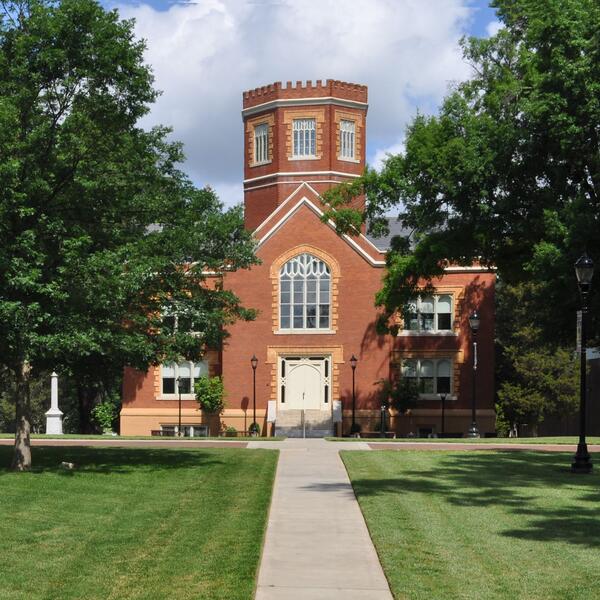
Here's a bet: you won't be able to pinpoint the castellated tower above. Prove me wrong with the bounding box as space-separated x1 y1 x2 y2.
242 79 368 230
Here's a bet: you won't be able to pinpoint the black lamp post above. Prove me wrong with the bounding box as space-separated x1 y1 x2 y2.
350 355 358 435
380 402 387 438
572 254 594 473
251 355 258 435
467 310 480 438
176 375 183 437
439 393 447 436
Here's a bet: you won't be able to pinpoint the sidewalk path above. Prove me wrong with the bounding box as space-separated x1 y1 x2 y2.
249 438 393 600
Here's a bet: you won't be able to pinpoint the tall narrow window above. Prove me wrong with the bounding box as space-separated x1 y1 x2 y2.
292 119 316 157
280 253 330 330
339 119 355 159
254 123 269 164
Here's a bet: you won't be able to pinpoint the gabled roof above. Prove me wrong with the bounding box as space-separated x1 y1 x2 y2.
254 183 386 267
365 217 413 251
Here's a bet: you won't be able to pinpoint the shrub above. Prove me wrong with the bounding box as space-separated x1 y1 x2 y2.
248 422 261 435
195 376 226 414
92 399 117 432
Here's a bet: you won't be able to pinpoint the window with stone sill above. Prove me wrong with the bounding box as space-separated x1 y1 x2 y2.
403 294 453 333
339 119 355 160
292 118 316 158
161 361 209 396
279 253 330 331
254 122 269 164
161 305 202 337
401 358 452 396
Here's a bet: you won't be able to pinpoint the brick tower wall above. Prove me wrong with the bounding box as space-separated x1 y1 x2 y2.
242 80 368 230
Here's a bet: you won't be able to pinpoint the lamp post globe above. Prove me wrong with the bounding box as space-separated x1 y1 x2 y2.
572 254 594 473
467 310 480 438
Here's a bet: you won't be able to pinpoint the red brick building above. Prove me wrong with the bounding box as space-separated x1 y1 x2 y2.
120 79 496 437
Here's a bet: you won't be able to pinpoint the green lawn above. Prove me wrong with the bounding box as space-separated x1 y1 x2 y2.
0 446 277 600
329 436 600 444
343 450 600 600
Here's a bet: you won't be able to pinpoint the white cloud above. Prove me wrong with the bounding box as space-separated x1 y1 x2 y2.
486 20 503 37
372 141 406 172
115 0 475 205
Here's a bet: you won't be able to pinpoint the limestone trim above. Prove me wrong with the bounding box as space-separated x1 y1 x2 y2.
244 170 361 184
246 113 275 168
283 108 326 160
266 345 344 403
270 245 341 334
121 407 202 416
120 407 267 417
334 109 363 161
242 96 368 118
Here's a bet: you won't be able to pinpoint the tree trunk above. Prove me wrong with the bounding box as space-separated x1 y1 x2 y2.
77 383 101 434
11 362 32 471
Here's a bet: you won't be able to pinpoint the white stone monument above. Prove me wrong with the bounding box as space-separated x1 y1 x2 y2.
45 372 63 434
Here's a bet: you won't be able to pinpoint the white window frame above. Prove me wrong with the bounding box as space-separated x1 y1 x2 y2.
160 360 209 399
254 122 269 165
400 294 454 335
278 253 332 333
292 118 316 158
401 358 454 400
339 119 355 160
161 306 202 338
160 424 208 437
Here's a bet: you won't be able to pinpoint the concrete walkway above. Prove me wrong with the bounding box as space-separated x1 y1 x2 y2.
249 438 393 600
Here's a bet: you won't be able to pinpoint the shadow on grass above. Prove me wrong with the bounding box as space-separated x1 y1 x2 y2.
344 451 600 548
0 446 225 475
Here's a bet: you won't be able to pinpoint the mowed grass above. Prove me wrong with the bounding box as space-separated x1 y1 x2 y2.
342 450 600 600
0 446 277 600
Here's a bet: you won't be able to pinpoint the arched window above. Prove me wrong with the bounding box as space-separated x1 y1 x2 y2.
280 253 330 330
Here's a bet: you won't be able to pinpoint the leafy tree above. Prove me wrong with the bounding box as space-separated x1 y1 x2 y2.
0 0 257 469
378 377 419 415
323 0 600 344
495 280 578 434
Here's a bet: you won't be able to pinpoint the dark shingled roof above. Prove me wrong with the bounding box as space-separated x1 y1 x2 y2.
365 217 413 251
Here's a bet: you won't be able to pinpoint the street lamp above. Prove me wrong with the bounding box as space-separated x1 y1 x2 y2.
380 402 387 439
467 310 480 438
350 355 359 435
251 355 258 435
176 375 183 437
572 254 594 473
439 393 447 436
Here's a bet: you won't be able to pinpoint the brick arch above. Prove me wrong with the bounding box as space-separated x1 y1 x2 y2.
270 245 340 334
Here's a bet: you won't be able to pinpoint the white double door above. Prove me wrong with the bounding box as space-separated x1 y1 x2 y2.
280 356 330 411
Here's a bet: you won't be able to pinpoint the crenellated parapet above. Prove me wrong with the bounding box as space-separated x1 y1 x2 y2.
243 79 368 108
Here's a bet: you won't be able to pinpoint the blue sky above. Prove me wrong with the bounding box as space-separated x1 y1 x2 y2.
101 0 501 205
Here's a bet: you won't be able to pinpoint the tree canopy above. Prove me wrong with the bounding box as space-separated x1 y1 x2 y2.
324 0 599 344
0 0 257 469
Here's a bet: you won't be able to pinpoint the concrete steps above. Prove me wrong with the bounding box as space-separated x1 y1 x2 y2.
275 409 333 438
